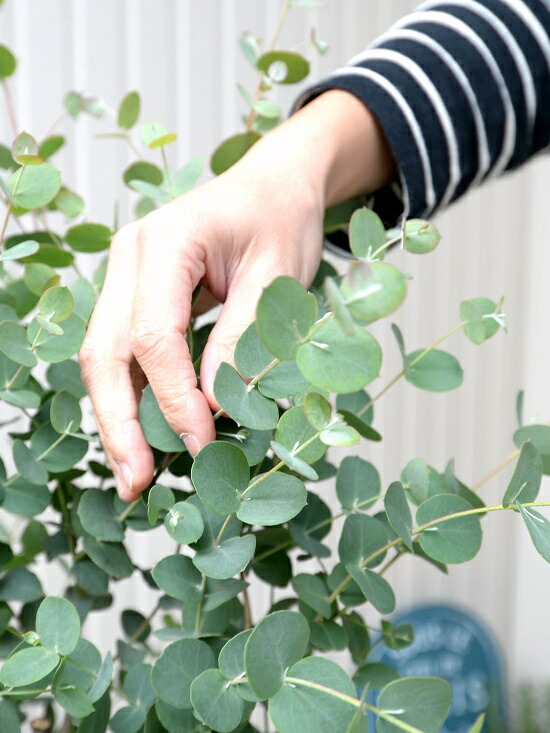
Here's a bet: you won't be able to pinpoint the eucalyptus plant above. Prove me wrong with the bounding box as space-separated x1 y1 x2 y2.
1 3 549 733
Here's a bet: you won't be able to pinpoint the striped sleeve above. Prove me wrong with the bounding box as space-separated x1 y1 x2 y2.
293 0 550 224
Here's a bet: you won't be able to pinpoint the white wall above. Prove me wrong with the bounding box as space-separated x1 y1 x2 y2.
1 0 549 693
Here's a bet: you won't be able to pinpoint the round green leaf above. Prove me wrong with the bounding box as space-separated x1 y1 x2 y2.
514 425 550 474
257 51 310 84
256 276 318 360
336 456 380 511
191 441 249 515
502 440 542 507
139 385 186 452
0 45 16 79
275 405 325 464
118 91 140 129
0 699 20 732
0 239 39 261
460 299 487 345
78 490 124 541
338 514 388 568
402 219 441 254
345 564 396 614
51 389 82 433
27 312 86 362
210 132 261 175
0 647 59 687
151 639 215 710
384 481 413 551
245 611 309 699
218 629 252 681
164 500 204 544
11 163 61 209
30 423 87 472
214 362 279 430
297 319 382 393
12 439 48 486
38 135 65 160
147 484 175 525
173 156 203 196
0 321 37 367
152 555 202 601
376 677 451 733
55 687 94 719
304 392 332 430
416 494 482 564
11 132 39 164
110 707 145 733
88 652 113 703
237 473 307 526
268 657 356 733
65 223 111 253
82 537 133 578
320 424 361 446
193 534 256 580
292 573 332 618
270 441 319 480
123 160 163 186
36 596 80 656
38 286 73 323
73 560 109 597
47 360 86 399
341 262 407 324
518 503 550 563
155 701 197 733
55 188 85 218
0 568 43 601
406 349 463 392
349 207 386 259
2 478 50 518
191 668 244 732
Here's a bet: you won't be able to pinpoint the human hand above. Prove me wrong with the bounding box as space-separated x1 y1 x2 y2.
79 90 396 500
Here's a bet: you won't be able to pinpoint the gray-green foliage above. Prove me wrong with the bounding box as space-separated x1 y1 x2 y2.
0 3 542 733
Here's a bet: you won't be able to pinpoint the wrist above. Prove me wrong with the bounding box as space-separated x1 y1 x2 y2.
239 89 396 209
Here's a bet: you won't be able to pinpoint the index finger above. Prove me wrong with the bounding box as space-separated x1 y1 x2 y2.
130 223 216 456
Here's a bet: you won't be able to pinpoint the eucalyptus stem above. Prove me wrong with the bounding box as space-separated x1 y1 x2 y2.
471 447 520 492
1 163 25 250
2 81 17 136
126 600 161 645
328 500 550 604
357 320 468 418
161 147 174 199
0 202 12 246
283 677 423 733
194 575 207 634
245 0 291 132
368 234 402 260
253 493 384 564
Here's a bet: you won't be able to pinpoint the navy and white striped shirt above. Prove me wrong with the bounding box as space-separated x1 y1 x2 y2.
294 0 550 226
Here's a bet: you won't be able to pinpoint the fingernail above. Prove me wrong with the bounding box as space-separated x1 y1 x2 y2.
180 432 200 456
116 461 133 494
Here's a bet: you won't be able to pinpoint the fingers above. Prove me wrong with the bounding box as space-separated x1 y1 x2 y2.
80 225 155 500
131 223 216 456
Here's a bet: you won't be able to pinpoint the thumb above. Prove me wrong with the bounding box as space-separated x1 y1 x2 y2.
200 264 278 410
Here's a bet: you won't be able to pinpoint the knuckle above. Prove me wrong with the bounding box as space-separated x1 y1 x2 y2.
158 391 191 428
110 222 138 253
130 321 165 362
